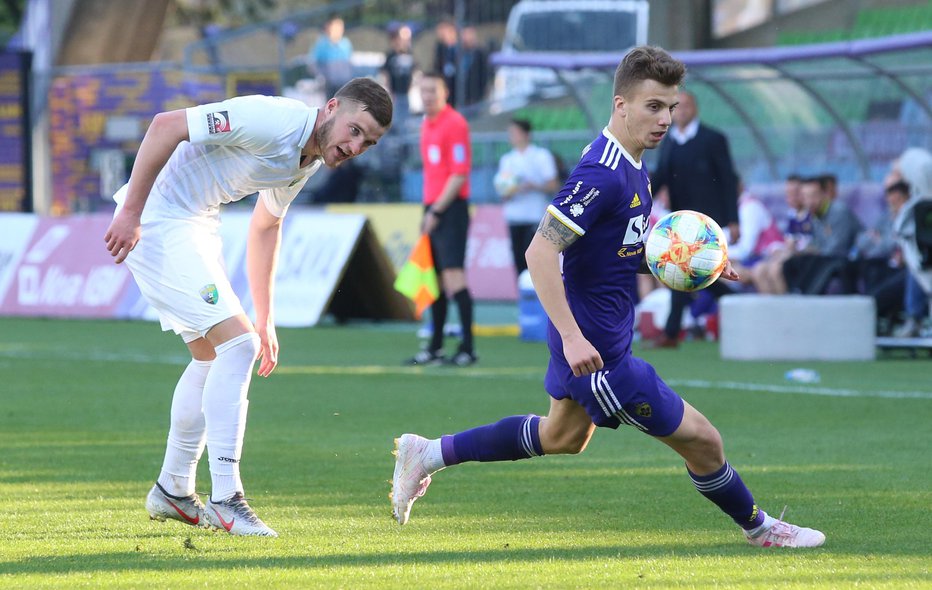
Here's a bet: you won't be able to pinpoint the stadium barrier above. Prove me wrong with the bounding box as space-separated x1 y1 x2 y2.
0 208 412 325
0 203 519 324
324 203 518 302
720 294 876 361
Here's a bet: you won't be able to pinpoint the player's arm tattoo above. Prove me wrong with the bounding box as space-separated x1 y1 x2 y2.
537 213 580 251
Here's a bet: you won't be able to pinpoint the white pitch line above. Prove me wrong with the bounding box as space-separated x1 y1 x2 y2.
666 379 932 400
1 346 929 399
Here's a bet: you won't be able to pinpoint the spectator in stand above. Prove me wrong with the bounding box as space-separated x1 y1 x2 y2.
460 25 489 106
649 90 739 347
727 177 785 287
433 18 459 107
887 147 932 336
404 72 476 367
820 172 838 202
494 118 560 276
781 175 862 295
310 15 354 100
857 181 911 333
380 23 416 128
750 174 812 294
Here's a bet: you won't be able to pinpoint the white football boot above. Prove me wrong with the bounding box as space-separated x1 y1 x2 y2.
745 509 825 548
205 493 278 537
391 434 435 525
145 483 209 528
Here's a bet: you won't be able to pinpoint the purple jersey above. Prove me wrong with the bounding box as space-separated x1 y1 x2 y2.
785 210 814 251
545 129 652 365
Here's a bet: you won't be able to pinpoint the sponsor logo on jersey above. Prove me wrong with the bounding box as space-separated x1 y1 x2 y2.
199 284 219 305
630 193 641 208
559 181 584 205
569 203 585 218
427 144 440 164
616 245 644 258
634 402 652 418
207 111 231 134
581 188 600 205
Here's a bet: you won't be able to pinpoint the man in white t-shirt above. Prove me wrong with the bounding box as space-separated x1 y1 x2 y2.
493 118 559 275
105 78 392 537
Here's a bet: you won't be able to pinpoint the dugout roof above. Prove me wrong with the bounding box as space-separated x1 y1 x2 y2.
491 31 932 181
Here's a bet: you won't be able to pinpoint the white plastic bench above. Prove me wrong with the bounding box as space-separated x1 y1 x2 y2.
719 294 876 361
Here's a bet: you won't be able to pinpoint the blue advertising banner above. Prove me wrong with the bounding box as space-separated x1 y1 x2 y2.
0 51 31 212
49 66 226 214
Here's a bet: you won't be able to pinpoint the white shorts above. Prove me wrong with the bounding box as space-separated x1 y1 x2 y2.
121 208 245 343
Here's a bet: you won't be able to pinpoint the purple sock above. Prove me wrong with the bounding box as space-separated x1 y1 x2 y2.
440 415 543 466
688 462 765 530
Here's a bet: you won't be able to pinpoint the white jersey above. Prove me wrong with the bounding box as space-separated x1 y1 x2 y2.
495 144 557 224
136 95 322 222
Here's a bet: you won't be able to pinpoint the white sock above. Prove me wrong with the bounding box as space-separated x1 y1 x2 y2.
424 438 446 473
157 359 212 497
746 511 777 537
203 332 259 502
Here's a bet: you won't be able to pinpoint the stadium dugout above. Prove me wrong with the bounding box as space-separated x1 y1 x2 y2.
491 33 932 356
490 30 932 184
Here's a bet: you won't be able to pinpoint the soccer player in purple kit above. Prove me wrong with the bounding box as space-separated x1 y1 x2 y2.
390 46 825 548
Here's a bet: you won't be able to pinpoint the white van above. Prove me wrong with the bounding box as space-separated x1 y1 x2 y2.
493 0 650 106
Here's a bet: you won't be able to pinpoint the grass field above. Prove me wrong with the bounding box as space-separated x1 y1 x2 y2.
0 316 930 589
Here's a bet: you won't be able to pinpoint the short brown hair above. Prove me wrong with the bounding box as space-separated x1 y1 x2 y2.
613 46 686 98
334 77 393 129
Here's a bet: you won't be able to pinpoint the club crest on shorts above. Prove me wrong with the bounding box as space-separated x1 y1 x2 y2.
199 284 219 305
634 402 652 418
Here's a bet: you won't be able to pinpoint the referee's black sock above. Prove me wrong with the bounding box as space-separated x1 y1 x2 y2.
428 295 448 353
453 288 474 353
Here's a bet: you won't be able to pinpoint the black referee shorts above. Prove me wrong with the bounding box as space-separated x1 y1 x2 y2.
427 198 469 272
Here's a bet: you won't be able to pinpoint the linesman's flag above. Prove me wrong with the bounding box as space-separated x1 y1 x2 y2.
393 234 440 318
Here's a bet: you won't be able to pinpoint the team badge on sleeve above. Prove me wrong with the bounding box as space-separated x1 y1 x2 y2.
207 111 231 134
453 143 466 163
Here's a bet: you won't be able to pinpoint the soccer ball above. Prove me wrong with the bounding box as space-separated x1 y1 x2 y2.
493 170 519 196
644 210 728 292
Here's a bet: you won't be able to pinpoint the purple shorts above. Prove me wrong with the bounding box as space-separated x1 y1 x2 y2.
544 354 685 436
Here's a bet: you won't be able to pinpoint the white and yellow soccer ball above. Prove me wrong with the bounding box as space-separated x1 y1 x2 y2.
493 170 519 196
644 210 728 292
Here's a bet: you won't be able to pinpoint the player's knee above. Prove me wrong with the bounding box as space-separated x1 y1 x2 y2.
695 423 725 462
544 428 590 455
215 332 261 364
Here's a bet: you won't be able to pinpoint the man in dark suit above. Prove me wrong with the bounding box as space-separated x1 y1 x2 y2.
650 90 739 347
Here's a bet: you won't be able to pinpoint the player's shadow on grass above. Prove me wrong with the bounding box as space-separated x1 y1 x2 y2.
0 541 802 577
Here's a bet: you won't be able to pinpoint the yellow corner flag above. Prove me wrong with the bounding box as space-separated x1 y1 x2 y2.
393 234 440 319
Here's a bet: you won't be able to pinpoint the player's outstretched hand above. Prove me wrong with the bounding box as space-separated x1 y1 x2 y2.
719 259 739 282
563 333 603 377
104 209 142 264
256 322 279 377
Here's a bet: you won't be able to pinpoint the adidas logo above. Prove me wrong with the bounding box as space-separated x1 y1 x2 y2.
629 193 642 208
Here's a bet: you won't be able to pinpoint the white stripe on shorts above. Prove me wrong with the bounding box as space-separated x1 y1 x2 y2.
615 406 648 432
590 372 612 417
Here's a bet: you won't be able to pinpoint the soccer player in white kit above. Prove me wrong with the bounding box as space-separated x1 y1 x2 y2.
105 78 392 537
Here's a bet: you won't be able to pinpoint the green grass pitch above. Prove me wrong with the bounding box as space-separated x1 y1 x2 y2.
0 316 930 589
